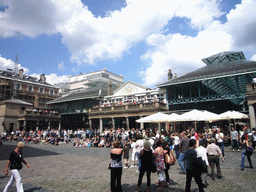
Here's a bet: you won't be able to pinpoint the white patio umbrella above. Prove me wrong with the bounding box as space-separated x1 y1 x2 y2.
218 110 249 132
218 110 249 120
167 113 181 122
136 112 170 123
179 109 219 122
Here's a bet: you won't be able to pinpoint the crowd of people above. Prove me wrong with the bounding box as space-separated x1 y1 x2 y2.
1 126 255 192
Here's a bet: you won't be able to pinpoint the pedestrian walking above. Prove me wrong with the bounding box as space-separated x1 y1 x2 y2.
135 141 153 192
185 139 204 192
178 132 190 174
3 141 31 192
240 134 254 170
231 127 239 151
206 138 225 180
109 140 123 192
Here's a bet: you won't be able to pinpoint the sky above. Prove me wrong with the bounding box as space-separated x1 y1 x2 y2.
0 0 256 88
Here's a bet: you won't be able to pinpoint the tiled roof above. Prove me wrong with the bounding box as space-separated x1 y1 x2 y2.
0 99 33 106
158 59 256 87
47 88 108 104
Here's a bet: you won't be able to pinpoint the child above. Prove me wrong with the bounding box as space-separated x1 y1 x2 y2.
123 143 130 169
130 138 138 168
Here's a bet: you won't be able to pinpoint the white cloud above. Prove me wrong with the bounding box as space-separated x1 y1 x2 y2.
140 27 232 87
250 54 256 61
0 0 224 65
30 73 68 85
223 0 256 51
58 61 65 70
0 56 29 74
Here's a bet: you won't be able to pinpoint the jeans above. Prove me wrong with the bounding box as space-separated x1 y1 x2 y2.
174 145 180 159
110 167 122 192
217 142 225 157
232 140 239 150
135 152 141 171
3 169 24 192
178 152 186 173
241 150 253 169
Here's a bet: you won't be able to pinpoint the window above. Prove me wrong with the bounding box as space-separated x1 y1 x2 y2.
28 85 32 91
16 84 20 90
50 90 53 95
40 88 44 93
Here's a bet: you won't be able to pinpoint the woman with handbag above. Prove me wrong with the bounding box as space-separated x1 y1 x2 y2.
3 142 31 192
135 141 153 192
163 140 171 187
240 134 253 170
110 140 123 192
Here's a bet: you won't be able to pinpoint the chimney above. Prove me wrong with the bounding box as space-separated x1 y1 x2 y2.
108 81 113 95
19 69 24 79
168 69 173 80
40 74 46 83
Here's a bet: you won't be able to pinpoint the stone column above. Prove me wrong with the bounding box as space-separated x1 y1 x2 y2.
249 105 256 131
24 120 27 131
140 116 144 129
158 122 161 133
48 121 51 129
100 118 103 134
126 117 129 130
112 118 115 129
89 119 92 129
36 120 39 131
58 121 61 131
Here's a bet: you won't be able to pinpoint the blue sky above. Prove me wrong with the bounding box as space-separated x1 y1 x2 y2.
0 0 256 88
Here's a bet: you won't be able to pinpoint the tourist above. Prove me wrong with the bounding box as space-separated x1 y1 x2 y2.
196 140 209 188
172 132 180 159
154 140 166 191
135 141 153 192
135 135 144 172
185 139 204 192
206 138 225 180
251 129 256 150
240 134 253 170
215 128 225 158
178 132 190 174
163 140 171 187
130 138 138 168
3 141 31 192
231 127 239 151
109 140 123 192
123 143 130 169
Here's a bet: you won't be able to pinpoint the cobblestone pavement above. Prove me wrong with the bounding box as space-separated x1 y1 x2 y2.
0 142 255 192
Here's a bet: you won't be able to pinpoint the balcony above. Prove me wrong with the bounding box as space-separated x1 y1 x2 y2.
18 110 61 118
89 102 167 114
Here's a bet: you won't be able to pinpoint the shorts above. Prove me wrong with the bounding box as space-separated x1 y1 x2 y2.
131 152 138 161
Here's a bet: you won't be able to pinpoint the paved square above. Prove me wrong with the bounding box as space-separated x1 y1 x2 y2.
1 143 255 192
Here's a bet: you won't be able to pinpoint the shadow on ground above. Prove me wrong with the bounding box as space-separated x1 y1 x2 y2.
0 143 60 161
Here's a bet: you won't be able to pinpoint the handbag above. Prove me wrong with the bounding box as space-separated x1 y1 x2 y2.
168 151 176 165
165 153 171 164
246 146 254 156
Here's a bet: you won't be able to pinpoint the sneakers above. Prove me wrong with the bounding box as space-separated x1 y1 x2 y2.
238 149 240 152
233 149 235 151
136 170 139 173
124 166 128 169
130 165 134 168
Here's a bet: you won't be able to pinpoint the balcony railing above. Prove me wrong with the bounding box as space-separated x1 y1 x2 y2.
18 110 61 117
89 102 166 113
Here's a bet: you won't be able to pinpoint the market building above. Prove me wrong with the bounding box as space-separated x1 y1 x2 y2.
157 51 256 131
0 69 61 133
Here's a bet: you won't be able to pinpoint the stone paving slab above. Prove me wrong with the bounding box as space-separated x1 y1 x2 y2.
0 142 255 192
